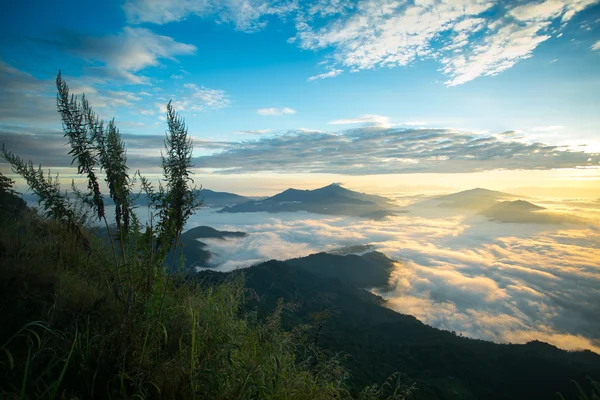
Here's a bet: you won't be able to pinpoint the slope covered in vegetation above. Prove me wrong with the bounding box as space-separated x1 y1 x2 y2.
0 74 401 399
0 189 362 399
198 254 600 400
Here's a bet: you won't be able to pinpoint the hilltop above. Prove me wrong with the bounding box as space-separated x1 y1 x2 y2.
219 183 397 219
481 200 585 224
429 188 515 210
197 250 600 399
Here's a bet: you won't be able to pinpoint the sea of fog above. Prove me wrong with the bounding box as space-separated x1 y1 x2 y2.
101 197 600 354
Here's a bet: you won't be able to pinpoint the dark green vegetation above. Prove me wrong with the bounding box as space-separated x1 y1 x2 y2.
1 74 408 399
219 183 399 219
198 251 600 400
0 198 356 399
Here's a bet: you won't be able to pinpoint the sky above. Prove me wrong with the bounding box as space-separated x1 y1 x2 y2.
1 0 600 196
2 0 600 354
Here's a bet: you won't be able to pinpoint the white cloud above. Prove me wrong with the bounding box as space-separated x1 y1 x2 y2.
123 0 297 31
328 114 392 128
296 0 494 71
115 203 600 354
531 125 565 132
441 21 552 86
194 126 599 175
592 40 600 51
120 0 599 86
436 0 598 85
74 27 196 84
119 0 599 86
402 121 427 126
235 129 273 135
183 83 231 109
307 68 343 81
153 83 230 115
296 0 597 85
257 107 296 116
139 108 156 116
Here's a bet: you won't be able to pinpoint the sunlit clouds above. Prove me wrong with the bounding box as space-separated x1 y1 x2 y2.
106 194 600 354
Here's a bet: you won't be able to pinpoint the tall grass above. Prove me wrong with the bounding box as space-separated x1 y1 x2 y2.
0 203 352 399
0 74 407 399
0 73 356 399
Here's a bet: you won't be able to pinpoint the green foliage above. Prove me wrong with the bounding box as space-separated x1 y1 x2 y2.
206 257 600 400
56 71 105 222
358 374 417 400
0 73 366 399
101 119 133 237
0 148 92 251
153 101 202 253
0 172 18 195
0 172 27 220
0 211 354 399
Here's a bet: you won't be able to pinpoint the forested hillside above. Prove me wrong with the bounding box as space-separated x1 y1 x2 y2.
197 254 600 400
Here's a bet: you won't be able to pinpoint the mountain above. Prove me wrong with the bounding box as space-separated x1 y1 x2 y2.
196 189 250 207
286 250 396 289
219 183 397 218
481 200 584 224
196 251 600 400
481 199 544 218
427 188 515 210
21 188 250 208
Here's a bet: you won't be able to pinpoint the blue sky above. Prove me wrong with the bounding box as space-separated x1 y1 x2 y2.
1 0 600 194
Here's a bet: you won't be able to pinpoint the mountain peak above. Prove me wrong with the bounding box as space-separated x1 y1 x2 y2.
318 182 345 190
487 200 545 212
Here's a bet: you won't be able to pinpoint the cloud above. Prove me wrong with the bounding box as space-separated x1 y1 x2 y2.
402 121 427 126
180 83 231 110
123 0 297 31
66 27 196 84
592 40 600 51
117 0 599 86
257 107 296 116
235 129 273 135
0 62 147 126
328 114 392 127
115 204 600 353
0 124 233 172
152 83 230 116
531 125 565 132
441 21 553 86
292 0 600 85
0 61 57 124
194 126 599 174
307 68 343 81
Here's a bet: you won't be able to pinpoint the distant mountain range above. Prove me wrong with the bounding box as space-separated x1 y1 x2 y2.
219 183 398 219
133 189 251 208
195 250 600 399
429 188 515 210
481 200 585 224
414 189 585 225
21 188 251 209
